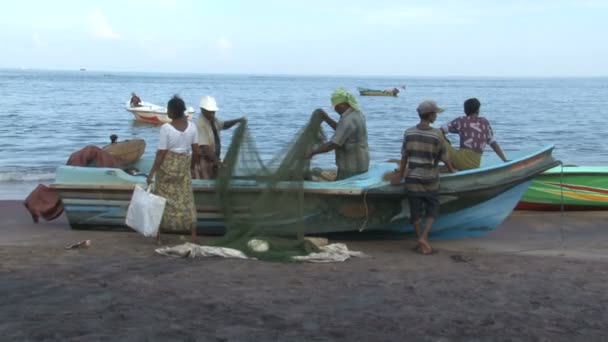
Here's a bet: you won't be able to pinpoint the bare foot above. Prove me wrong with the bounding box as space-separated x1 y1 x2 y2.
421 246 433 255
418 238 433 255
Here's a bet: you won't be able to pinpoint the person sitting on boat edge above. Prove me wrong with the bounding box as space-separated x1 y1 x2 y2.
130 92 142 107
147 95 199 244
440 98 508 170
391 100 455 255
194 95 246 179
305 88 370 180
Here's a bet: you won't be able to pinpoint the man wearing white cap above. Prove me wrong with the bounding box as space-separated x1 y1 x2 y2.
391 100 455 255
194 96 245 179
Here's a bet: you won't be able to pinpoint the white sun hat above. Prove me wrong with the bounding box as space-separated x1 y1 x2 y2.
200 96 219 111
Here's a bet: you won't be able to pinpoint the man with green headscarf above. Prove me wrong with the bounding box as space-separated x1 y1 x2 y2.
306 88 370 180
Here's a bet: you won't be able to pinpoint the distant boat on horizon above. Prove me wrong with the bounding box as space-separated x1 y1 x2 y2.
357 87 400 97
79 68 87 72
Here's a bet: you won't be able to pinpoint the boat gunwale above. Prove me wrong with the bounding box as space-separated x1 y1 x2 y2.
50 183 363 195
441 145 556 177
51 145 558 197
538 166 608 176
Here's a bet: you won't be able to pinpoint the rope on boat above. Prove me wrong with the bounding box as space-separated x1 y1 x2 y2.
558 161 565 247
359 188 370 232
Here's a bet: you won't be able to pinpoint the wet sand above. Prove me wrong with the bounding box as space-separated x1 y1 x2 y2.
1 200 607 341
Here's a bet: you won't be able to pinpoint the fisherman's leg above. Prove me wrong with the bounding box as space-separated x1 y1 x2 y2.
440 134 469 172
449 148 481 171
408 197 422 236
418 217 434 254
418 195 439 254
413 220 422 238
408 197 423 251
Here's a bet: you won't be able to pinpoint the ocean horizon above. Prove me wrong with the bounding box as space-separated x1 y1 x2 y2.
3 67 607 80
1 69 607 199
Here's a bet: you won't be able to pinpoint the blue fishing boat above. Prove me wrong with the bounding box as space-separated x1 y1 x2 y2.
51 146 559 239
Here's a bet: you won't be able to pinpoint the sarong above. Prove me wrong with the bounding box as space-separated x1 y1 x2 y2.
154 151 196 232
443 137 482 170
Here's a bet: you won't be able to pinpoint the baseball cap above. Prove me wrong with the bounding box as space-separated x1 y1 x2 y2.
417 100 444 115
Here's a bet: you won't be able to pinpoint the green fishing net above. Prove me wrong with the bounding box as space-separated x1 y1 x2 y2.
209 109 328 262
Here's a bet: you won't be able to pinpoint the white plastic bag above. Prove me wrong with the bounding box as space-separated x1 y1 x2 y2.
126 184 166 237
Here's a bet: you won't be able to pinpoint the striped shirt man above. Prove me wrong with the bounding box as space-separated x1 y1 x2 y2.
402 126 448 195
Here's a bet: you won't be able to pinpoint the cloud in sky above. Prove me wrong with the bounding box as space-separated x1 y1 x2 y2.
31 33 48 48
573 0 608 9
142 35 156 42
127 0 179 10
86 9 120 40
350 3 479 28
156 0 178 10
217 37 233 51
348 1 591 29
1 0 607 76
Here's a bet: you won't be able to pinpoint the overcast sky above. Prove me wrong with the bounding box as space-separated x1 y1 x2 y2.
1 0 607 76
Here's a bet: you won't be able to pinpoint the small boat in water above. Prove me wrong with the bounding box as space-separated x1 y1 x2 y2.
51 145 558 239
125 101 195 124
516 166 608 211
102 139 146 165
358 87 400 97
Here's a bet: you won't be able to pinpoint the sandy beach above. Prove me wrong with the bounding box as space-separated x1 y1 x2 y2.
1 200 607 341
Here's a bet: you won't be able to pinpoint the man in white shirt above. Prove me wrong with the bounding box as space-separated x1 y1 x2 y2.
195 96 245 179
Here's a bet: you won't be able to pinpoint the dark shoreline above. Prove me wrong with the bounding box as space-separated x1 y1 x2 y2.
1 200 607 340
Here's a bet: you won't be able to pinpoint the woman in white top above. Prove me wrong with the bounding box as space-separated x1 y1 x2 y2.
147 96 199 243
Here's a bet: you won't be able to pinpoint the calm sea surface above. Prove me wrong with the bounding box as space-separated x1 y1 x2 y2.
1 69 607 198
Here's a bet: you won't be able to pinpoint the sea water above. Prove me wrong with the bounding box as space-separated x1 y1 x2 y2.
1 69 607 199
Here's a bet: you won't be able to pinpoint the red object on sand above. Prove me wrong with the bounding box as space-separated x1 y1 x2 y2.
24 146 122 223
24 185 64 222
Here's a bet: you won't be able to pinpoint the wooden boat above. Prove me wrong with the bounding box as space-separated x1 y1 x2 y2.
50 146 558 239
358 87 399 97
516 166 608 211
102 139 146 165
125 101 195 124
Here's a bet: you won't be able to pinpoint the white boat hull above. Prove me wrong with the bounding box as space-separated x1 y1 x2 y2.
126 101 195 124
